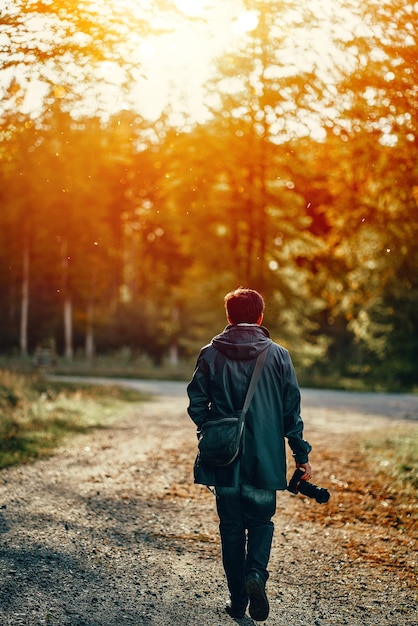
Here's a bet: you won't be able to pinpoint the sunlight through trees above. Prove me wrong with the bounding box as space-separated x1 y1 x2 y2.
0 0 417 388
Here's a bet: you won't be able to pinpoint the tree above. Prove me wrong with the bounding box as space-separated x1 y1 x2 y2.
0 0 153 357
1 0 416 387
314 0 418 385
0 0 154 121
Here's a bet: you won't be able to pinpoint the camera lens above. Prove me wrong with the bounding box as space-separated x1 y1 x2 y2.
298 480 330 503
287 469 330 504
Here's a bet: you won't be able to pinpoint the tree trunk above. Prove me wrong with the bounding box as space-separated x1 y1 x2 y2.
20 243 30 357
61 239 73 360
169 344 179 366
85 298 95 360
63 295 73 360
169 305 179 366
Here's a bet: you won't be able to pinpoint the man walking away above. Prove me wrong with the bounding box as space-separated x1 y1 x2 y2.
187 287 312 621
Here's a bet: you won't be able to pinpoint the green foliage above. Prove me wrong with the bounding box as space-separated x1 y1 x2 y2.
0 370 147 469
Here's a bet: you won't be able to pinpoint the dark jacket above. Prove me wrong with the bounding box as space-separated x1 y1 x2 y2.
187 324 311 490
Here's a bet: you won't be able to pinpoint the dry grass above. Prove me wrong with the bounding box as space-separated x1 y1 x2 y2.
0 369 148 469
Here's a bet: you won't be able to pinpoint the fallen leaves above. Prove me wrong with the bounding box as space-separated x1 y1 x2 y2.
290 429 417 585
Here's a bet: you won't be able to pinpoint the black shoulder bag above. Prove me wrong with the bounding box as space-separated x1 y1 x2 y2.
197 346 269 467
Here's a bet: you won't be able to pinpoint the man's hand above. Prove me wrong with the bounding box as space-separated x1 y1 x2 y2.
296 462 312 481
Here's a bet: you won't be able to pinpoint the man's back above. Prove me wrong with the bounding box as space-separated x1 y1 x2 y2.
187 323 310 490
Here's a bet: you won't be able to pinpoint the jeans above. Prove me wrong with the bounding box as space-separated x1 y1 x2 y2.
215 484 276 608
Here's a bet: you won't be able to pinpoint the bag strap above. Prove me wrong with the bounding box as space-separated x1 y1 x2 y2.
241 344 269 415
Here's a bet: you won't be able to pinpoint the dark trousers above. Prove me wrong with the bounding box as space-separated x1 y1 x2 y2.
215 485 276 608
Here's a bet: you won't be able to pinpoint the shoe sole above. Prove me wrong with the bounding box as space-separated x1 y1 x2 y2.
245 577 269 621
225 606 246 619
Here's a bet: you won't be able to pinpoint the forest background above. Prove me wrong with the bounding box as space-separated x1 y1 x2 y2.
1 0 417 391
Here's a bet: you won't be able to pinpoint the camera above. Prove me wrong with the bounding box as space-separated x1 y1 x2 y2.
287 468 330 504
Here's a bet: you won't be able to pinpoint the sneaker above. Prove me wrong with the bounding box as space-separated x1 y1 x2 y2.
245 572 269 621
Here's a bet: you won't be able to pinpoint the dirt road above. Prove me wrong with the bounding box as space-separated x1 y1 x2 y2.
0 387 417 625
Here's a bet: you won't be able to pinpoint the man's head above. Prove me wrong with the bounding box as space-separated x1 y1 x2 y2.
224 288 264 325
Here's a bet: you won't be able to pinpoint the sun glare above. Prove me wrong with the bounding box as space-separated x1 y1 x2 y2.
233 10 259 34
13 0 365 126
104 0 362 127
174 0 207 17
128 1 244 123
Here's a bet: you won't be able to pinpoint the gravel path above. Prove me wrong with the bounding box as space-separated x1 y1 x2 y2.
0 388 417 625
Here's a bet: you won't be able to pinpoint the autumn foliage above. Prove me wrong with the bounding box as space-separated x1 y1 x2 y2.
0 1 417 389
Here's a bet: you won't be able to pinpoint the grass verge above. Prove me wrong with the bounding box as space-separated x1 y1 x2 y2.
0 369 150 470
360 426 418 492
